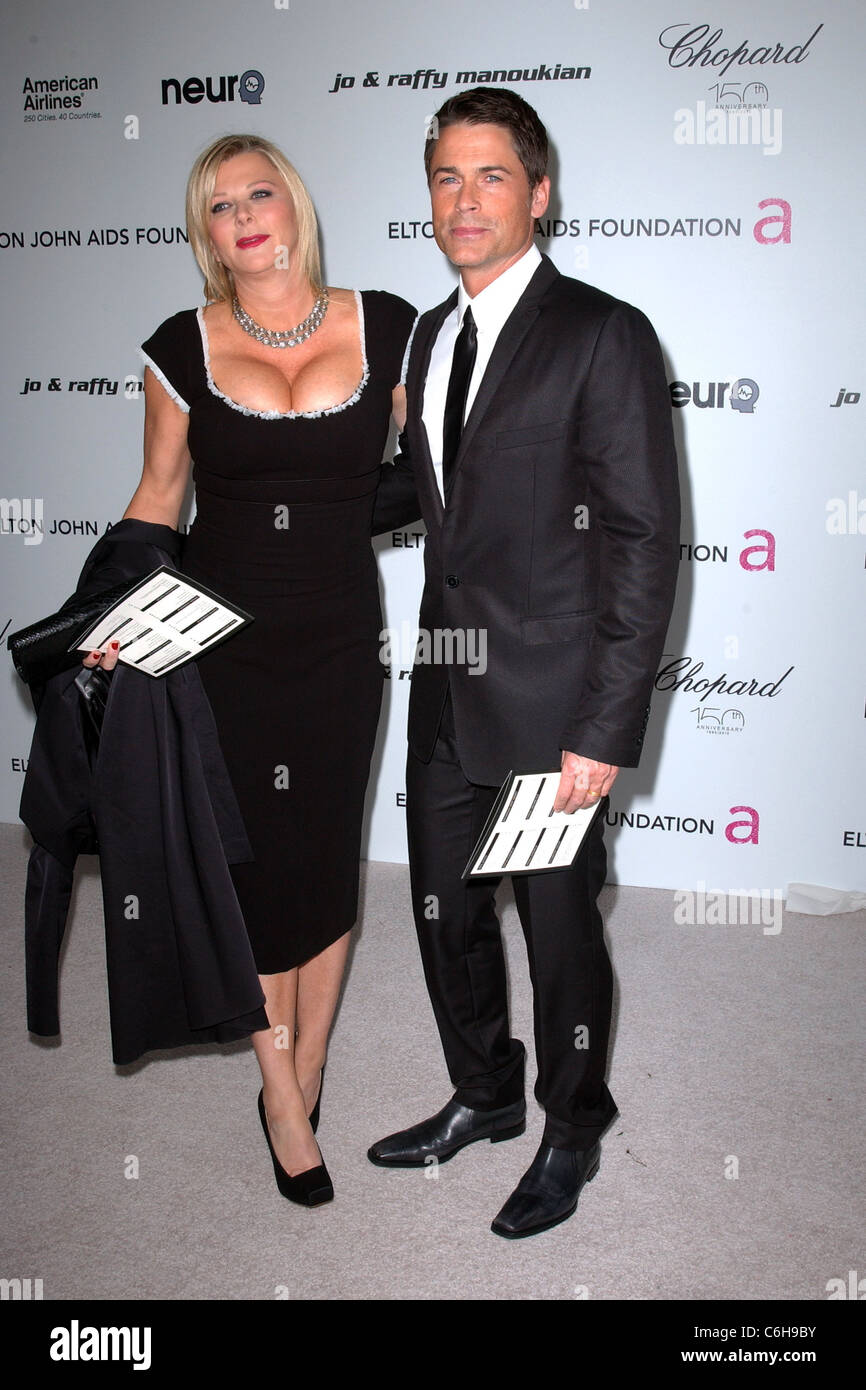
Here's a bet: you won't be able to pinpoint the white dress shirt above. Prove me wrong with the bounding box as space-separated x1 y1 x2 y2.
422 243 542 501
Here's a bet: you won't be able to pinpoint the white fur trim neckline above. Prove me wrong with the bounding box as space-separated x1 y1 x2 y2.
139 352 190 412
196 289 369 421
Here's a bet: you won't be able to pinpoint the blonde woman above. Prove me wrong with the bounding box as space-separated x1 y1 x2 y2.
86 134 415 1205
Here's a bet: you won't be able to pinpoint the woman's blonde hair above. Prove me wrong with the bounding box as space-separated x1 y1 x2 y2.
185 134 323 304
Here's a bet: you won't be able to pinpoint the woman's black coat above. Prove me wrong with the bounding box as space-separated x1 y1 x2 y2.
19 520 267 1064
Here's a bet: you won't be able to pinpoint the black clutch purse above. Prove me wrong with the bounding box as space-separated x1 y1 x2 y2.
7 579 138 687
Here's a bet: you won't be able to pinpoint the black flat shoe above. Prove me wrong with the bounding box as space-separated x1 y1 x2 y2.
491 1141 600 1238
308 1067 324 1135
367 1097 526 1167
257 1089 333 1206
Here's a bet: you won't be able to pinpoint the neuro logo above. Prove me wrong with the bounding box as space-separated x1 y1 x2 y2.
161 71 266 106
669 378 760 411
239 70 265 104
729 378 759 413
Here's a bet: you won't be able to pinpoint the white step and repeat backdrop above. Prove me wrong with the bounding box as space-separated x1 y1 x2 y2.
2 0 863 898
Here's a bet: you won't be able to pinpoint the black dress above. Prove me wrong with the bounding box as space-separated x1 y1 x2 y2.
141 291 416 973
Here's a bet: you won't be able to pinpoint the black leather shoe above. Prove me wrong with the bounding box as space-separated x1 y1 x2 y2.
367 1097 526 1167
490 1141 600 1239
258 1090 334 1206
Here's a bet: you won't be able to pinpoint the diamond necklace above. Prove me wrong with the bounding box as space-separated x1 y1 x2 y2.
232 288 329 349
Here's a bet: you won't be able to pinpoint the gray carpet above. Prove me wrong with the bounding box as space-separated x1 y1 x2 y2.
1 822 863 1302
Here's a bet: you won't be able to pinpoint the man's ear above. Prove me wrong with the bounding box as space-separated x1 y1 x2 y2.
531 176 551 219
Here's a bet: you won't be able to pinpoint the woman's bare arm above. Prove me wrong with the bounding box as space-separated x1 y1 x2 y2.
122 367 192 527
83 368 191 669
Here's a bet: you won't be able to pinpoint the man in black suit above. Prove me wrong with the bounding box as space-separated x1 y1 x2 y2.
370 88 679 1237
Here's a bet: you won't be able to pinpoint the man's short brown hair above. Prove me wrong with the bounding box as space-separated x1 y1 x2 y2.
424 87 549 190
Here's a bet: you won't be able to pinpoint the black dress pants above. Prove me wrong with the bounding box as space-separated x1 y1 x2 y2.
406 690 618 1150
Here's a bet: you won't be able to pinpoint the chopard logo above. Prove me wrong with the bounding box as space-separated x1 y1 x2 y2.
658 23 824 78
655 657 793 702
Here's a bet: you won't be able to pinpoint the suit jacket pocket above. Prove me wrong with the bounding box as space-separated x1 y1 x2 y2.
496 419 568 449
521 610 597 645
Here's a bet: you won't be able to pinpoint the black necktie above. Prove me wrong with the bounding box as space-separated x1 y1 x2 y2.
441 307 477 492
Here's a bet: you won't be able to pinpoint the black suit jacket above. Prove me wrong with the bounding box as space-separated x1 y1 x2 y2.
374 254 680 785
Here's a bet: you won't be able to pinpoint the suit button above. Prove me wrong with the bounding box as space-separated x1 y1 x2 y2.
445 574 459 588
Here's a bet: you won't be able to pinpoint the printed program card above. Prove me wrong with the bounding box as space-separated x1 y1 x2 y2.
462 771 605 878
72 566 252 678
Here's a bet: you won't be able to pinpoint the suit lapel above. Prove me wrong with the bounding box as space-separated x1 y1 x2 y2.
408 255 561 516
455 305 537 466
408 290 457 529
450 256 560 493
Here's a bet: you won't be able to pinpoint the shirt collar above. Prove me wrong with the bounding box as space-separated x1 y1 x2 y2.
457 242 542 334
